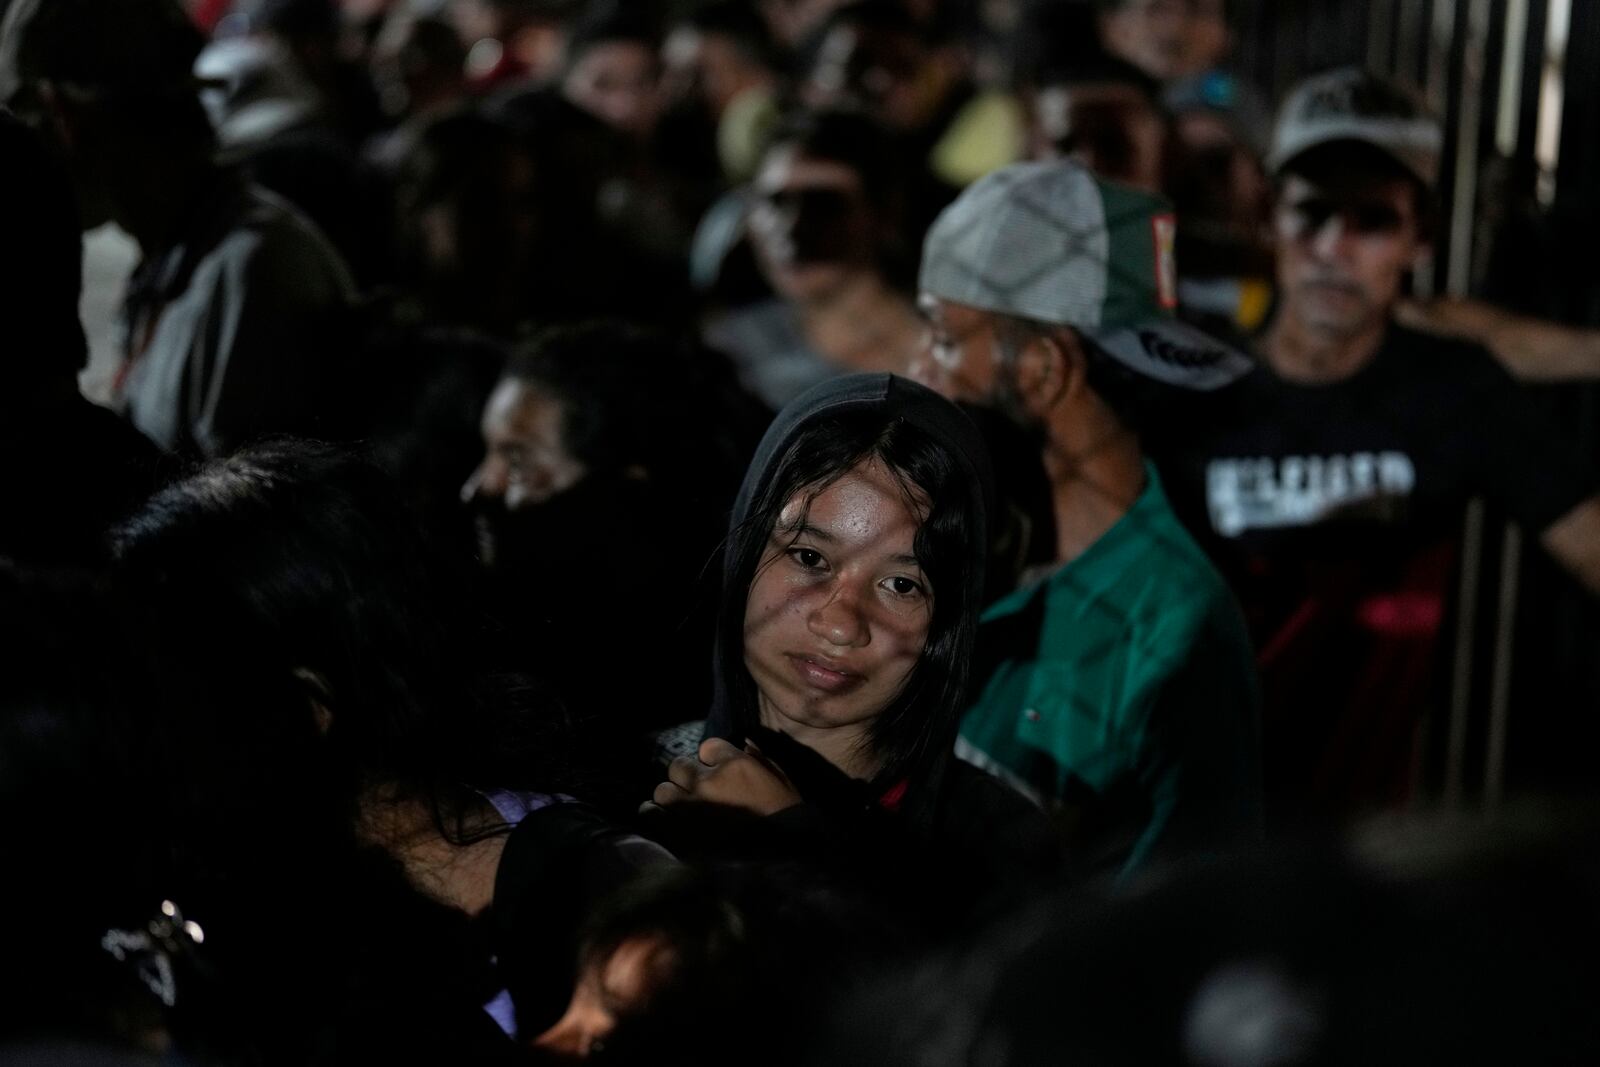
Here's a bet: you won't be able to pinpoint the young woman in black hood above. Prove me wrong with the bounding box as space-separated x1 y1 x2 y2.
649 373 1058 923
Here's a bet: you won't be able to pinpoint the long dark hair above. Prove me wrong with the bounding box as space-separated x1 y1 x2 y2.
717 408 980 801
111 439 569 842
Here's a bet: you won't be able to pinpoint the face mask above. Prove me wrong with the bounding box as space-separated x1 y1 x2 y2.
469 473 642 578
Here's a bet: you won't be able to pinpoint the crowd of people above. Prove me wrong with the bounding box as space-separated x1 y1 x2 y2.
3 0 1600 1063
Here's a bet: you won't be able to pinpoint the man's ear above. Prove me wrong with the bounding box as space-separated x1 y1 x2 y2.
1010 328 1083 417
292 667 335 735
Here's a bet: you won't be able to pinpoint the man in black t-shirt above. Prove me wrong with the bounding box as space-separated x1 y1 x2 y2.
1155 68 1600 822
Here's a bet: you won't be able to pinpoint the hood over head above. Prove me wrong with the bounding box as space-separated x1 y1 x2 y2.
706 373 994 827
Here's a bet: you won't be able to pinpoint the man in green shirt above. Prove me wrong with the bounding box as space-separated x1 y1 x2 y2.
914 160 1262 877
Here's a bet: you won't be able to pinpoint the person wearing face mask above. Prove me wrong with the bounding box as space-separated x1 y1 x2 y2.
703 110 926 411
461 323 767 744
647 374 1059 922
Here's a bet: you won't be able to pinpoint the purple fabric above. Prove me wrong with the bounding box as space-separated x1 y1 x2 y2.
478 788 571 1038
481 789 569 827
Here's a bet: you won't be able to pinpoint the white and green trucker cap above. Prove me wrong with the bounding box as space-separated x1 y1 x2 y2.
919 161 1253 392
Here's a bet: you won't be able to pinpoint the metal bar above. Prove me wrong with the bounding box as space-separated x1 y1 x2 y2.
1447 0 1491 296
1495 0 1531 156
1426 0 1458 111
1484 524 1524 809
1514 0 1550 172
1444 498 1486 808
1535 0 1572 204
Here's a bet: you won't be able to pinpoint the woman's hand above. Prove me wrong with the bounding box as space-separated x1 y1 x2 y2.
650 737 803 817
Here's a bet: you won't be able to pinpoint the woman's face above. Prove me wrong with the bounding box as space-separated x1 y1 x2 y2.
743 458 933 746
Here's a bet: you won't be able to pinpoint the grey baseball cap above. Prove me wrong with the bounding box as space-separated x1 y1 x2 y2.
1269 67 1443 189
919 160 1253 392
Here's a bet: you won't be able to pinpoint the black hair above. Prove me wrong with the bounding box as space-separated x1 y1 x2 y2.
563 1 662 68
396 99 626 329
395 14 469 74
1276 139 1439 242
1017 42 1164 106
248 0 338 39
0 565 169 1050
759 108 914 282
4 0 215 149
397 107 526 210
576 861 904 1065
813 0 930 46
717 408 980 796
761 108 904 214
576 865 750 1020
679 0 779 71
503 322 687 476
502 321 769 490
111 440 571 842
0 107 86 381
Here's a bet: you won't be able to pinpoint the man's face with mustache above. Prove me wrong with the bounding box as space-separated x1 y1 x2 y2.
1274 169 1425 341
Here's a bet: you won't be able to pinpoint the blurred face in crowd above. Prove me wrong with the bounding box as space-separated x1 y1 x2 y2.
462 378 586 512
1030 81 1168 194
402 140 542 332
802 22 945 132
371 13 466 119
1170 110 1270 241
662 27 763 117
564 40 661 139
744 460 932 746
1100 0 1229 82
1273 165 1425 342
749 144 877 303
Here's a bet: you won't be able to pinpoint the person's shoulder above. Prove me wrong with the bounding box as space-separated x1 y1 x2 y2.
1096 485 1245 651
1378 321 1506 384
227 184 351 274
1121 478 1234 594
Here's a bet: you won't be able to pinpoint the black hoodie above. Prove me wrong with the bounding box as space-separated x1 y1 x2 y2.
690 374 1058 922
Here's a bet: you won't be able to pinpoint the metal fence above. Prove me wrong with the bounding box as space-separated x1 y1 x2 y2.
1231 0 1600 811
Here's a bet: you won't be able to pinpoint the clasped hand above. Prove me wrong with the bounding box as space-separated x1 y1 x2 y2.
649 737 802 817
